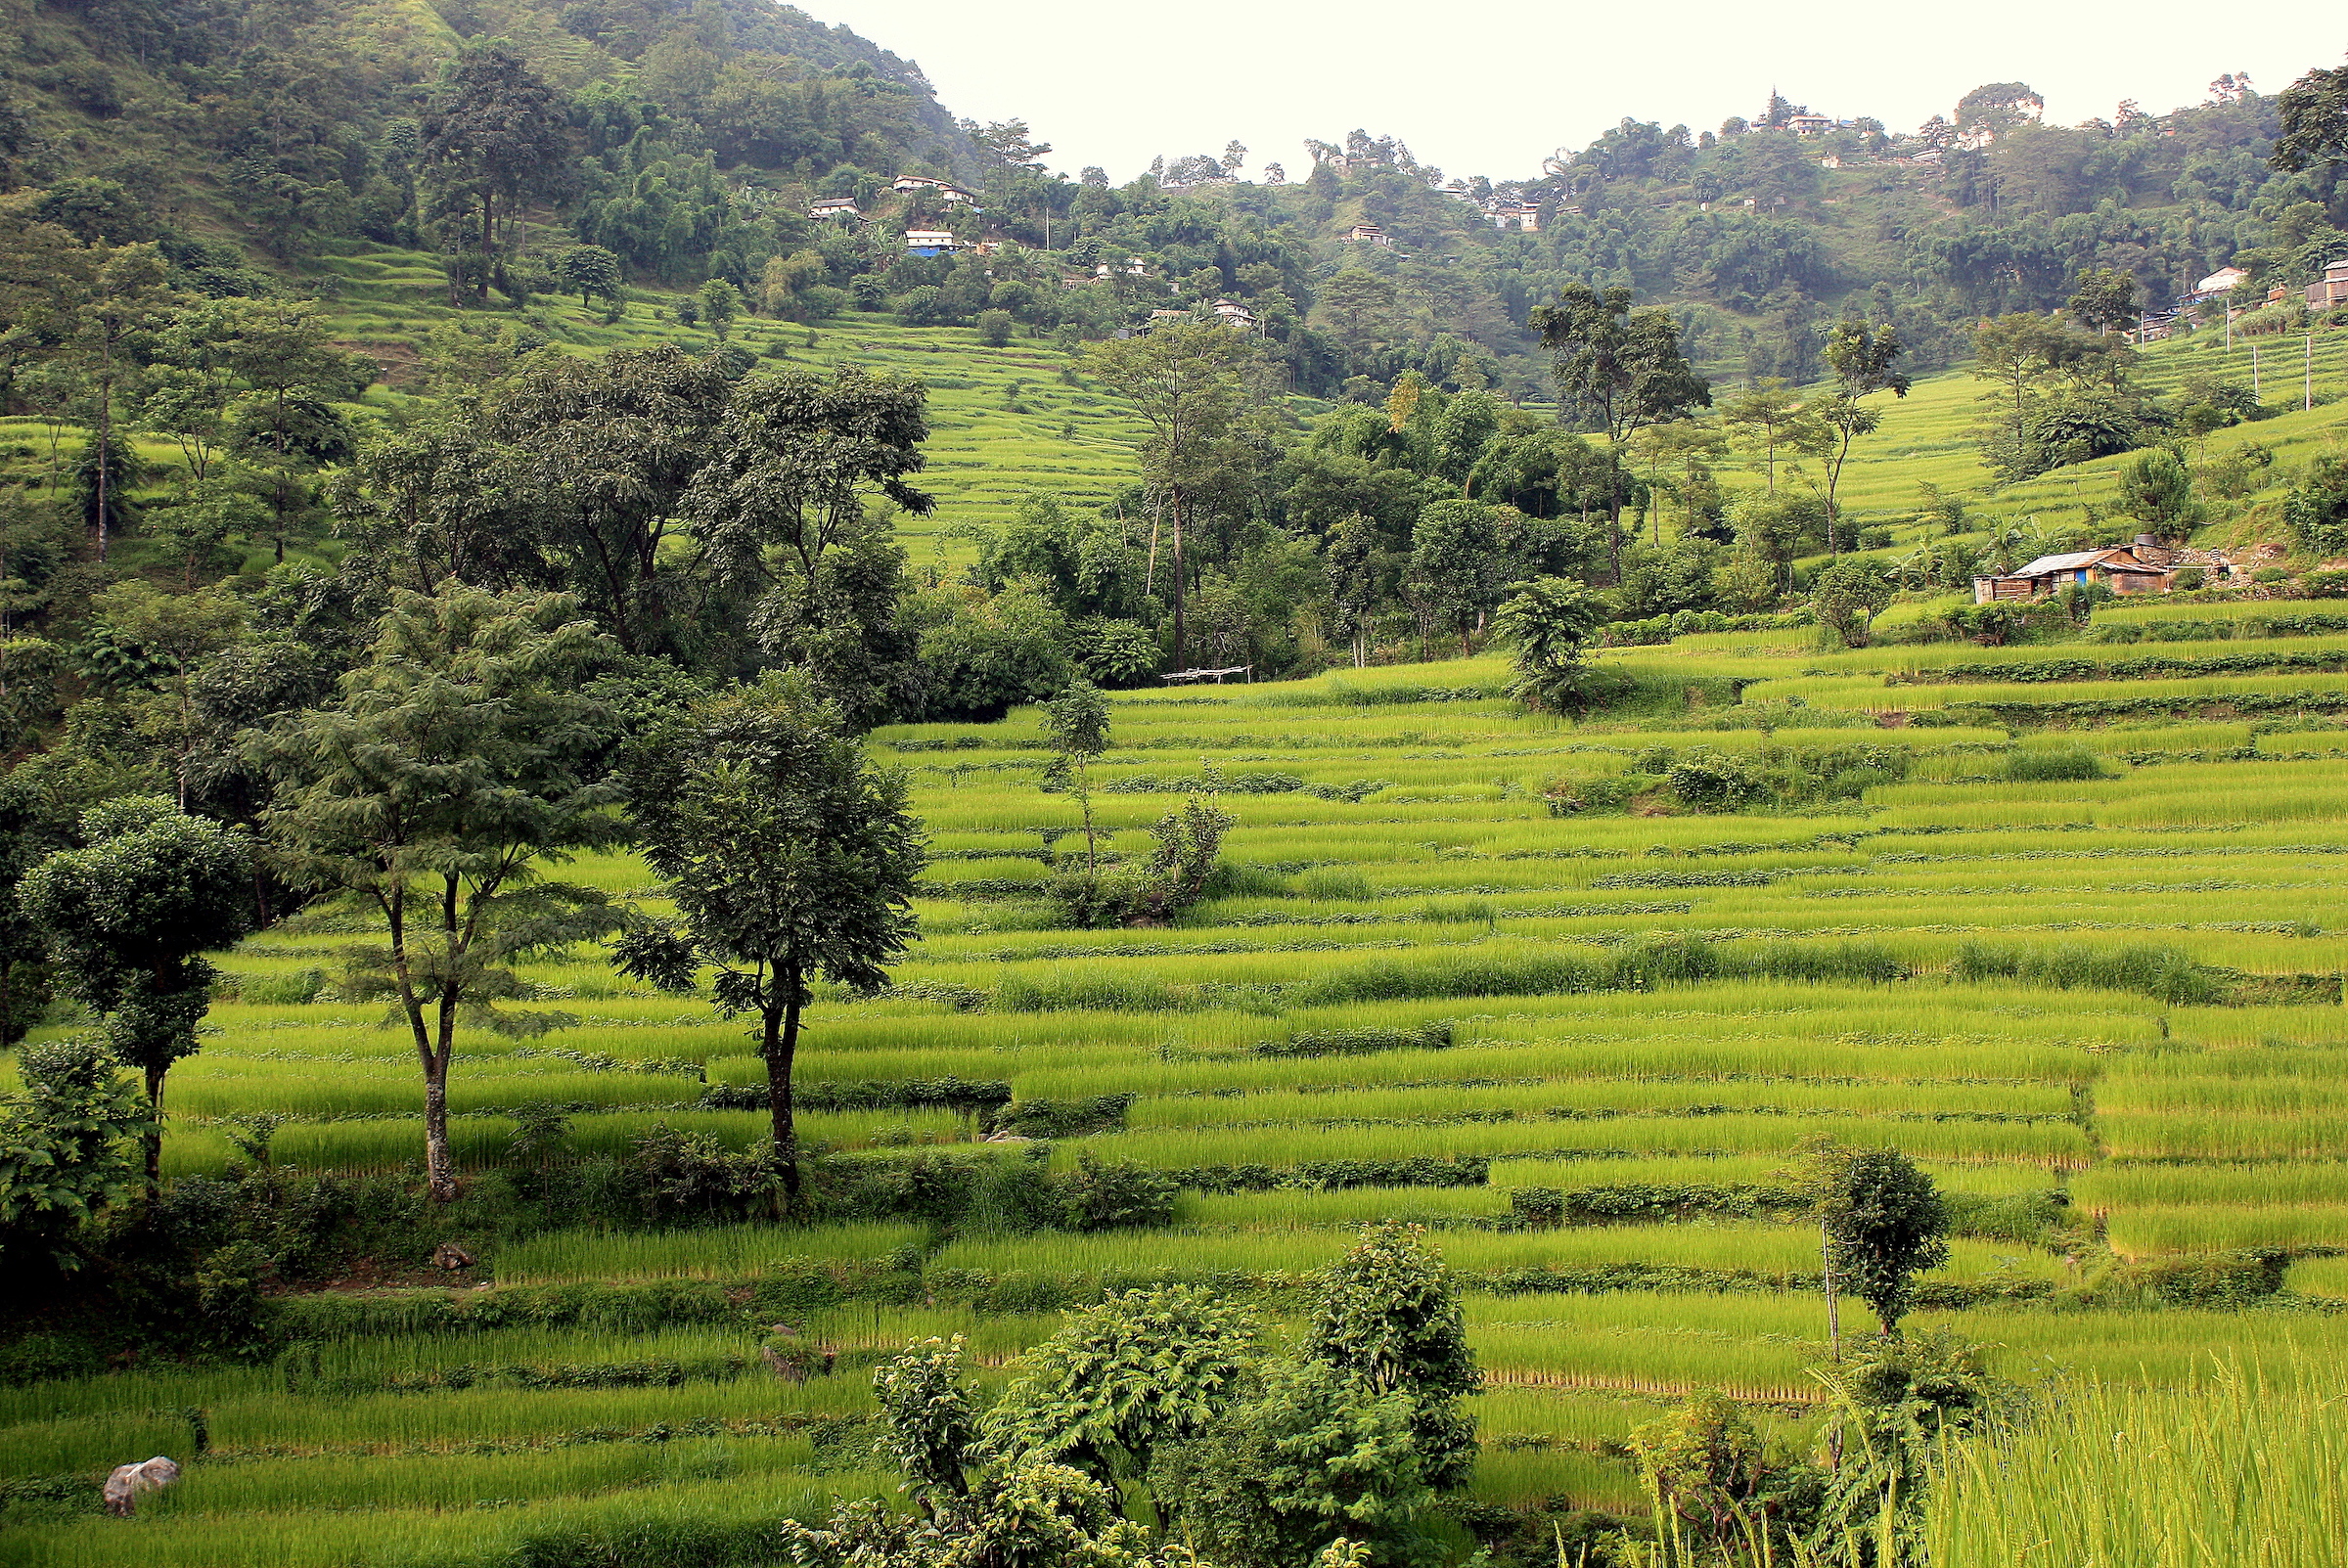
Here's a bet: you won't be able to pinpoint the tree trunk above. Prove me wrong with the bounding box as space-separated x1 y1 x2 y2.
478 191 494 303
1823 1218 1841 1360
142 1061 165 1195
423 1053 455 1201
1169 489 1187 669
94 375 113 563
765 964 803 1211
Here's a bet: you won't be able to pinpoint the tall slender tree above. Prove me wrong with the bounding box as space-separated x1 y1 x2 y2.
1531 283 1709 583
1086 321 1247 670
255 585 625 1201
614 674 924 1208
1817 318 1910 554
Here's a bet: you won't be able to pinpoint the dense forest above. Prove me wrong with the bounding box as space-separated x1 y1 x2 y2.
3 0 2345 394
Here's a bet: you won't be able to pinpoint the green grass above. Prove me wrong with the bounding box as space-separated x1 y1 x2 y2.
1921 1360 2348 1568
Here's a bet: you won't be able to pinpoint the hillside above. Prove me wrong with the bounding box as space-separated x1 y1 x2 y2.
4 0 2345 394
8 596 2348 1561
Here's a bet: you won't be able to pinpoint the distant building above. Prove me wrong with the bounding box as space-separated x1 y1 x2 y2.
904 230 962 256
2307 259 2348 312
1210 297 1256 330
1342 223 1392 246
808 198 861 221
1439 180 1477 202
1973 546 2173 604
1488 202 1541 232
1789 113 1831 136
2194 265 2249 296
893 175 976 205
1818 155 1843 169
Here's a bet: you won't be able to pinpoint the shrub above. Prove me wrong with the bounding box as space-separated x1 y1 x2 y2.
2002 748 2109 782
975 309 1015 347
2306 568 2348 598
1667 749 1768 810
1060 1153 1177 1232
1254 1021 1453 1058
2283 454 2348 559
2168 566 2207 591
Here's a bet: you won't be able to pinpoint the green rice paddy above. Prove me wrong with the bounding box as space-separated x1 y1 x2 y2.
10 597 2347 1563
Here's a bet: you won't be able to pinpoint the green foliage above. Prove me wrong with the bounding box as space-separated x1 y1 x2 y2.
1627 1391 1821 1558
982 1283 1258 1483
1150 1358 1434 1568
1057 1152 1177 1232
1666 748 1767 810
0 1040 150 1272
1300 1223 1480 1491
19 797 252 1186
872 1336 978 1510
2284 456 2348 560
1490 576 1606 713
2003 747 2110 781
1810 559 1894 649
1809 1144 1951 1336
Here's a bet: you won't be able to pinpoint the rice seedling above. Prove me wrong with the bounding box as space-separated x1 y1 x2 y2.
494 1223 926 1285
1921 1360 2348 1567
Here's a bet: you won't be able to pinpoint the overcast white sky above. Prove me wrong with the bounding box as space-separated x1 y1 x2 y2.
807 0 2338 183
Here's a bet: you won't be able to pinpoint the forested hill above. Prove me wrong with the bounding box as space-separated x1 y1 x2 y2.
5 0 2346 398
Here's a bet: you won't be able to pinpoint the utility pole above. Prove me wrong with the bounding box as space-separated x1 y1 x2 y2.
2309 333 2317 413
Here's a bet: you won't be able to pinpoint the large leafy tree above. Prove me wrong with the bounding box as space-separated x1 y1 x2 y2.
19 797 253 1189
614 674 925 1205
484 344 734 660
687 364 934 723
1086 321 1249 669
255 585 625 1201
1531 282 1710 581
2272 56 2348 173
420 44 575 301
1410 500 1505 653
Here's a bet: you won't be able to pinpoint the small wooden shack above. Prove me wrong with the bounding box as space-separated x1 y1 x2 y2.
1972 545 2171 604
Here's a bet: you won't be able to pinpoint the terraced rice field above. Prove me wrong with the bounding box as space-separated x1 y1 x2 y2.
8 597 2348 1564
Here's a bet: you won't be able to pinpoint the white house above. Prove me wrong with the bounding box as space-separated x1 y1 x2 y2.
892 175 976 205
904 230 962 256
1789 113 1831 137
808 198 861 220
1210 298 1256 330
2195 265 2250 296
1342 223 1392 246
1488 202 1541 233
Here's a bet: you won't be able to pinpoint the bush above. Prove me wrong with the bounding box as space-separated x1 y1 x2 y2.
1061 1152 1177 1232
1254 1021 1453 1058
2306 569 2348 599
2002 748 2109 782
2283 455 2348 560
975 309 1015 347
1949 940 2224 1005
1667 749 1768 810
2169 566 2207 591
